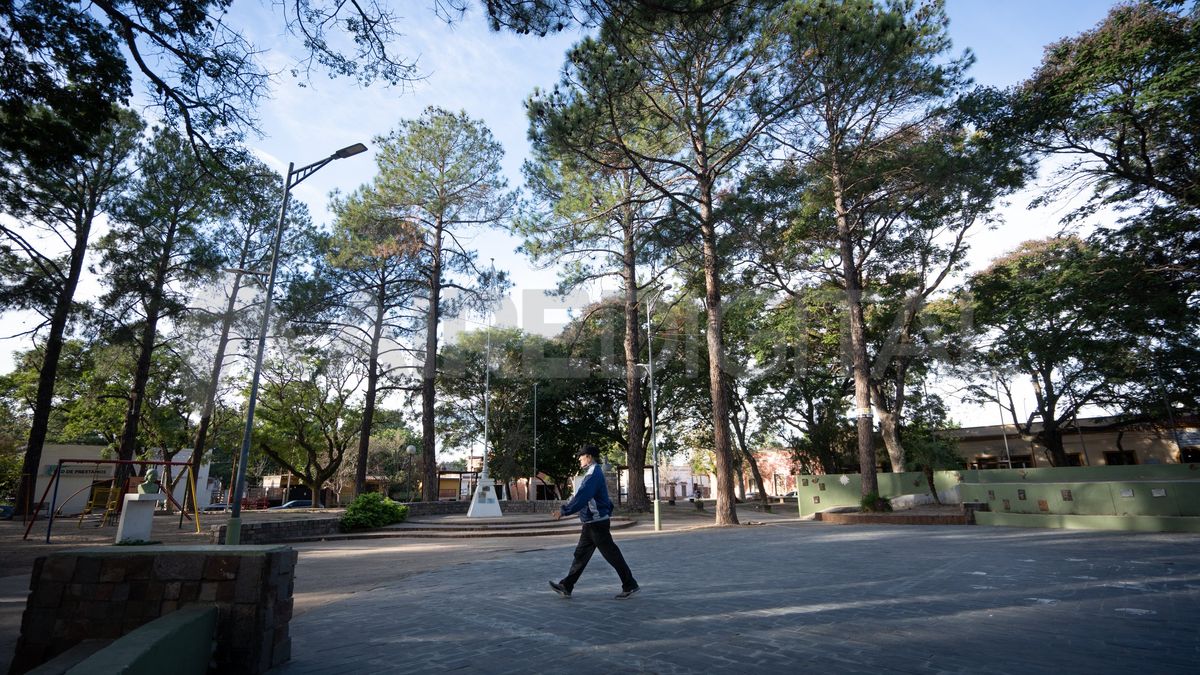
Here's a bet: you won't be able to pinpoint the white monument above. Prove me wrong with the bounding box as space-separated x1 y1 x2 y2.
466 470 502 518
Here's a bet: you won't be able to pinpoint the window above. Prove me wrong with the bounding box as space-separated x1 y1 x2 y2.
972 456 1000 470
1103 450 1138 466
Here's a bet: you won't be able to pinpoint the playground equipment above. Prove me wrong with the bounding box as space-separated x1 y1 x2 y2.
22 459 202 543
74 480 122 528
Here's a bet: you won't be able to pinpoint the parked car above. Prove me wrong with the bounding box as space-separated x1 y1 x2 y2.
202 503 230 512
268 499 312 510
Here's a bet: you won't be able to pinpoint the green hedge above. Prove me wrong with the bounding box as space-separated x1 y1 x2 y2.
340 492 409 532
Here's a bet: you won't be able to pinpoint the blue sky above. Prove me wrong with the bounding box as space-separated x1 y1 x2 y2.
0 1 1123 427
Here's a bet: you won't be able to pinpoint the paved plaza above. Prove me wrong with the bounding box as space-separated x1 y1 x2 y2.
277 520 1200 674
3 510 1198 674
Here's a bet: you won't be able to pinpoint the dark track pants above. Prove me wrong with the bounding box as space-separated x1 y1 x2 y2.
560 518 637 592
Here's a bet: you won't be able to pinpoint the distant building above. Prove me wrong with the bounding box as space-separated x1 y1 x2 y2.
942 415 1198 468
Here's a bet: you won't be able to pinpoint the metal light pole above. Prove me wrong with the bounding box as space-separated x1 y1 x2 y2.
405 444 419 501
482 314 492 479
995 378 1012 468
468 259 503 517
646 284 671 532
531 382 537 501
225 142 367 545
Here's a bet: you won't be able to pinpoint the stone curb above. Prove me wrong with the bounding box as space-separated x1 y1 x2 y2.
815 512 969 525
266 518 639 544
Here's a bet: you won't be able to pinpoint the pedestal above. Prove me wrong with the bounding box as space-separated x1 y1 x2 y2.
466 476 503 518
115 493 165 543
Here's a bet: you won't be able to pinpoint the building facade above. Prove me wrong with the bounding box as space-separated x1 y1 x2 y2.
944 416 1198 469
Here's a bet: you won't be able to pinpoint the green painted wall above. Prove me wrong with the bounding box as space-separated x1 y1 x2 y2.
975 512 1200 533
793 464 1200 524
960 481 1200 517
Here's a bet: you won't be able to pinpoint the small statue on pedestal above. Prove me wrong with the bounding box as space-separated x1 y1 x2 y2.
137 468 161 494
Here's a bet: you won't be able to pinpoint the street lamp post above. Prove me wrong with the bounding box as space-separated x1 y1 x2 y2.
531 382 537 501
646 284 671 532
468 260 503 517
405 444 419 501
225 142 367 545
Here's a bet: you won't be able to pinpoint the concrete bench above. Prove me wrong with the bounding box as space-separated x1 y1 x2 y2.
11 546 295 674
27 605 216 675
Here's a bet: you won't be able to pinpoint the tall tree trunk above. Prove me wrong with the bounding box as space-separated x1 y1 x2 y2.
1042 422 1068 467
421 225 444 501
622 222 649 511
872 374 907 472
698 180 738 526
305 479 324 508
354 297 386 496
15 232 91 514
1030 373 1068 466
873 298 921 473
832 169 879 505
876 407 904 472
115 222 177 487
187 273 244 509
730 394 769 512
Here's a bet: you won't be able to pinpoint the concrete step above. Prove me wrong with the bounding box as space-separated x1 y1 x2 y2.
276 518 638 543
389 516 633 532
815 511 969 526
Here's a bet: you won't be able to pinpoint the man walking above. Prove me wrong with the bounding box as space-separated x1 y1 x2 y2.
549 445 639 599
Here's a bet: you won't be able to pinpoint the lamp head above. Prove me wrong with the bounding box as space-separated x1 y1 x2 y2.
333 143 368 159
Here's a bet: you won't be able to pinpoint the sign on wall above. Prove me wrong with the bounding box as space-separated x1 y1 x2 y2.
42 465 115 478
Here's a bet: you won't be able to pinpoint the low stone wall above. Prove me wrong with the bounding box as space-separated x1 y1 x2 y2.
400 500 565 517
400 501 469 516
816 510 970 526
486 500 565 514
10 546 295 674
209 517 341 544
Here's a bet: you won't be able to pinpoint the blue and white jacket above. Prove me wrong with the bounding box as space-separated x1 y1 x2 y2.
560 462 612 523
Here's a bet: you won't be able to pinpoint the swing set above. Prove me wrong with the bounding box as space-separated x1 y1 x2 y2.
22 458 204 543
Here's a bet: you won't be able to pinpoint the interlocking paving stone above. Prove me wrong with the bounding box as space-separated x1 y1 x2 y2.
273 522 1199 674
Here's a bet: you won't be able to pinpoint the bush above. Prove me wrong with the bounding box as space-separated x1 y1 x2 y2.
340 492 409 532
860 491 892 513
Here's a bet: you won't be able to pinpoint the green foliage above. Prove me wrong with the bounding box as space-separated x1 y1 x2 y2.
0 7 130 166
859 492 891 513
1013 0 1199 216
0 450 21 503
2 1 424 160
737 287 855 475
437 327 590 491
902 395 964 472
256 341 363 502
340 492 409 532
961 236 1195 465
